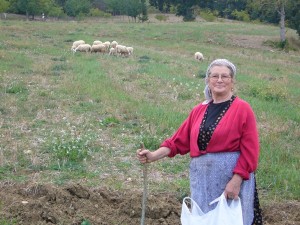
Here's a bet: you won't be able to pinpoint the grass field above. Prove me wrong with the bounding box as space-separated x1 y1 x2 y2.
0 15 299 207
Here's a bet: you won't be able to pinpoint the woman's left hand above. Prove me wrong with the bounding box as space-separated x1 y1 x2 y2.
224 174 243 200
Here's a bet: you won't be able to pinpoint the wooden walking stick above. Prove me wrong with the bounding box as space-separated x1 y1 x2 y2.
140 143 148 225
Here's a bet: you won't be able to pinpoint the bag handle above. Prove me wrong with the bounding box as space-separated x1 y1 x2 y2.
182 197 204 216
209 192 241 208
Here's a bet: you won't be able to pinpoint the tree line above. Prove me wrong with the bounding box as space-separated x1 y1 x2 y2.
0 0 299 39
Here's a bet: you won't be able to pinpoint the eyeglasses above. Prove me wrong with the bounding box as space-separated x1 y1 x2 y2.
209 73 232 82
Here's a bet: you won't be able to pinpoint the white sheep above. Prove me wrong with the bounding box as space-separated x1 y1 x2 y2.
110 41 118 49
194 52 204 61
126 47 133 56
109 47 117 56
71 40 85 51
91 44 107 54
119 46 129 57
103 41 111 51
93 40 102 45
74 44 91 53
116 44 125 55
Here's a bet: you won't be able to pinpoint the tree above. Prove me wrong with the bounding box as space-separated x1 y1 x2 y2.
169 0 198 21
64 0 91 17
139 0 148 22
278 1 286 42
104 0 122 15
0 0 9 19
45 0 64 19
8 0 63 20
9 0 52 20
287 0 300 36
126 0 142 22
149 0 171 12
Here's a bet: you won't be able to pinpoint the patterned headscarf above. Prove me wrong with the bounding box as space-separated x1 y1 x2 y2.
203 59 236 101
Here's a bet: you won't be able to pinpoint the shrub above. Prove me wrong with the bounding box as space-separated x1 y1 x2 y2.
247 83 287 102
231 10 250 22
6 82 27 94
199 9 217 22
155 14 168 22
89 8 111 18
263 39 294 52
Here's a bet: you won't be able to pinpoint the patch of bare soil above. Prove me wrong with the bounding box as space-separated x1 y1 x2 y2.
0 183 299 225
228 34 275 51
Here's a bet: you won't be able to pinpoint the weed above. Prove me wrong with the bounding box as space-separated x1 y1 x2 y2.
5 81 27 94
47 123 98 169
247 84 287 102
100 117 120 127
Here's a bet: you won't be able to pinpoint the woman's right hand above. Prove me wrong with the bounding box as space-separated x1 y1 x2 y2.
136 146 171 164
136 149 152 164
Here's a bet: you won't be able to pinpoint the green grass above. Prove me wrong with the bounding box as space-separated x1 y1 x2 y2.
0 17 299 203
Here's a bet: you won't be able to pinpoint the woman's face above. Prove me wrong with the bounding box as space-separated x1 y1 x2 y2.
207 65 234 98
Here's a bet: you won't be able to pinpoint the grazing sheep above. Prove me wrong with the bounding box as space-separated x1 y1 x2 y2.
71 40 85 51
110 41 118 49
194 52 204 61
119 46 129 57
116 44 125 55
93 40 102 45
103 41 111 51
74 44 91 53
126 47 133 56
91 44 107 54
109 47 117 56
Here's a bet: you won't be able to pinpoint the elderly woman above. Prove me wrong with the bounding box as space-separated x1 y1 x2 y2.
137 59 263 225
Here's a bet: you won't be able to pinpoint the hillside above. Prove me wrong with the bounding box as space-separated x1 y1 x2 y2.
0 15 299 224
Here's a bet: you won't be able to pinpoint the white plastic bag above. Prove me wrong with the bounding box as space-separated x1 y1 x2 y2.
181 192 243 225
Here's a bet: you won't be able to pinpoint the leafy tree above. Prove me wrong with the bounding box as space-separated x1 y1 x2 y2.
64 0 91 17
176 3 195 21
0 0 9 18
286 0 300 36
104 0 122 15
104 0 147 22
149 0 171 12
46 0 64 19
139 0 148 22
126 0 142 22
54 0 67 7
9 0 52 20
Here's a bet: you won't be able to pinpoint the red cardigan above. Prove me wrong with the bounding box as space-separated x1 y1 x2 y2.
160 96 259 180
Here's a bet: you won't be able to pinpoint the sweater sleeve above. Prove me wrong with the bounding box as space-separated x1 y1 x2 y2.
233 104 259 180
160 107 198 157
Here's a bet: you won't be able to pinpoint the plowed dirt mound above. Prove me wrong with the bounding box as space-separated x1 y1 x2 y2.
0 183 299 225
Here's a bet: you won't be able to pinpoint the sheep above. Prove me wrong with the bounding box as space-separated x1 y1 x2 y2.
118 45 129 57
71 40 85 51
116 44 126 55
74 44 91 53
110 41 118 49
194 52 204 61
93 40 102 45
126 47 133 56
108 47 117 56
91 44 107 54
103 41 111 51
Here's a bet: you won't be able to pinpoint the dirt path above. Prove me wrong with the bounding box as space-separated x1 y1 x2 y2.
0 183 299 225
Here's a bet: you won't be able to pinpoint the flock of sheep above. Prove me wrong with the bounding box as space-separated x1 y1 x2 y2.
71 40 134 57
71 39 204 61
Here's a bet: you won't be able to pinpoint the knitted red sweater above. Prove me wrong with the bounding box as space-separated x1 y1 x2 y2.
160 96 259 180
